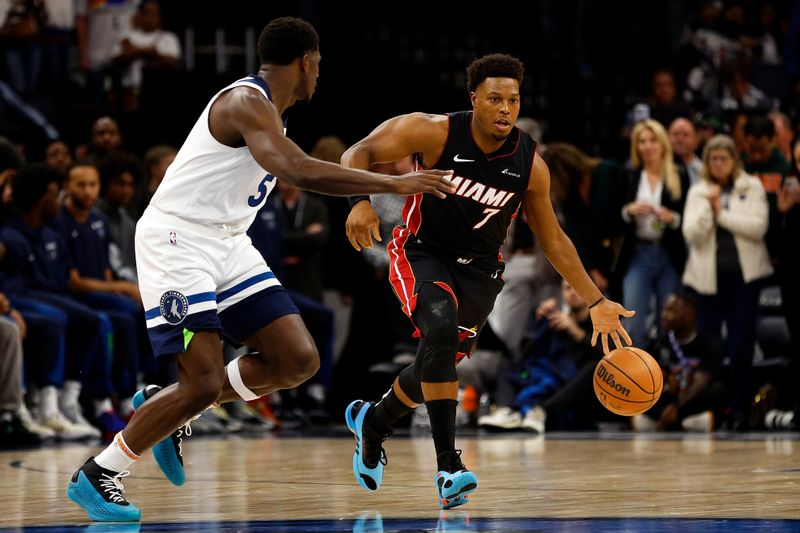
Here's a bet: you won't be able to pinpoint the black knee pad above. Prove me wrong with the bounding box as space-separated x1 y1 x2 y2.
415 286 460 383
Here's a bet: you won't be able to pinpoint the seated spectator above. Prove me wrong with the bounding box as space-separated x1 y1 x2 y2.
1 163 126 439
56 161 147 419
111 0 180 112
8 291 96 440
75 0 138 108
97 151 141 281
0 138 94 441
631 292 726 432
682 134 773 430
478 279 602 433
44 139 73 177
79 116 124 163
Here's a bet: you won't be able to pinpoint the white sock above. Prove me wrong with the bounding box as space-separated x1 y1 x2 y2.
40 386 59 420
61 380 82 407
95 432 139 472
94 398 114 418
226 356 259 401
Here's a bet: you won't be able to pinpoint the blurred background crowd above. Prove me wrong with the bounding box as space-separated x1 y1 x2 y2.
1 0 800 447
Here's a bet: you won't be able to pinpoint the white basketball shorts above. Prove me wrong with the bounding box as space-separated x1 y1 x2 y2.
135 206 299 357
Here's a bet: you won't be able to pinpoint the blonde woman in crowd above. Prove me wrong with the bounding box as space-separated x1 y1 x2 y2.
682 133 773 430
617 119 688 348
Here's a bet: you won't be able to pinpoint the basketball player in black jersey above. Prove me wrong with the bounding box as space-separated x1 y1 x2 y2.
342 53 634 509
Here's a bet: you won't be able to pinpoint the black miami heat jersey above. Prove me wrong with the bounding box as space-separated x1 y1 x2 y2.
402 111 536 265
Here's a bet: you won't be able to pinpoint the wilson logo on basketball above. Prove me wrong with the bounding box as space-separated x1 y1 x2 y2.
596 365 631 397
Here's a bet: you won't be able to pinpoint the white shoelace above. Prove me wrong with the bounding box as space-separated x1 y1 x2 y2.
176 414 201 456
100 470 130 503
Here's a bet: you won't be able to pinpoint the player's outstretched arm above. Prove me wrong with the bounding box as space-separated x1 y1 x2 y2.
522 153 634 354
341 113 449 251
227 90 454 197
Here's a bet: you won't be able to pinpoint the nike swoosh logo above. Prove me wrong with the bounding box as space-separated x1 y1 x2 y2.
453 154 474 163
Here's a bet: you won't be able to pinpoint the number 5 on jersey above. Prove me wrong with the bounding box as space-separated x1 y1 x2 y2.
248 173 275 207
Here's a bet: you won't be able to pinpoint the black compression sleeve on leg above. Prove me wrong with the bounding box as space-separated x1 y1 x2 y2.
414 284 459 383
427 399 458 471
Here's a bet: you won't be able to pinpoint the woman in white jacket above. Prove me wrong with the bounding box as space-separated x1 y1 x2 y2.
682 134 773 430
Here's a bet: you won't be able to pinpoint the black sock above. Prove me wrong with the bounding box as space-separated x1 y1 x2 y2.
367 389 413 435
426 399 458 471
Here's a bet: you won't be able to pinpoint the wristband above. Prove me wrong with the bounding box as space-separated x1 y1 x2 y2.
588 296 605 309
348 195 370 208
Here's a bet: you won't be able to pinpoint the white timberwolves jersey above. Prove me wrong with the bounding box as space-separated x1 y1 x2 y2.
150 74 280 231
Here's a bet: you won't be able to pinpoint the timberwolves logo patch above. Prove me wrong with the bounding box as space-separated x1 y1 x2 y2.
160 291 188 325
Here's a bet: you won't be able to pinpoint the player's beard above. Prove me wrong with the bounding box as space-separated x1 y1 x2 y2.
74 197 96 211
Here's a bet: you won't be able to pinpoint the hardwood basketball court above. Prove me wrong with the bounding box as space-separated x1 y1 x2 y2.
2 429 799 532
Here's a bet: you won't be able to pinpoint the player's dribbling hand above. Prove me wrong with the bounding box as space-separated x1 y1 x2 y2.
589 298 635 354
394 170 456 199
346 200 381 251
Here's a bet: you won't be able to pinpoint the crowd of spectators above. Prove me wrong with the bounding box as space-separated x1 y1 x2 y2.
2 1 800 448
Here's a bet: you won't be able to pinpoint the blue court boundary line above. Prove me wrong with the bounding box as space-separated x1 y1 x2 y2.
3 516 800 532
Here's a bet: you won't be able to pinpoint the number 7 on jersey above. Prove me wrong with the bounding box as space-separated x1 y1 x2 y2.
473 208 500 229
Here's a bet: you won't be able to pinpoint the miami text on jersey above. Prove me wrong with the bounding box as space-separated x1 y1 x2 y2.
447 175 516 208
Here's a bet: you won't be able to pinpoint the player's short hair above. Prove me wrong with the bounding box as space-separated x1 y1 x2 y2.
466 53 524 93
13 163 60 212
258 17 319 66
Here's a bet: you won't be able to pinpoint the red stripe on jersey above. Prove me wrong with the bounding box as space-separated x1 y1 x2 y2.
401 156 425 233
387 227 419 335
402 194 423 234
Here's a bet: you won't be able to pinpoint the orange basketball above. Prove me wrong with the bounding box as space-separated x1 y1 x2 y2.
593 347 663 416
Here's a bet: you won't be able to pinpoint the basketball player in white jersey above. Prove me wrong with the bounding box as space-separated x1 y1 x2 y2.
66 16 455 522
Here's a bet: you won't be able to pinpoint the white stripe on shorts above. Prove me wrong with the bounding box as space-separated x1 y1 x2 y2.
146 300 218 329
